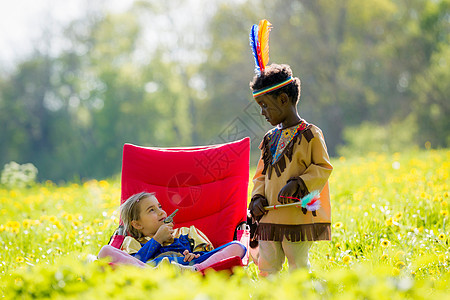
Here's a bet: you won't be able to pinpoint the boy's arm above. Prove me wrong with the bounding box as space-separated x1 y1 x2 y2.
296 128 333 194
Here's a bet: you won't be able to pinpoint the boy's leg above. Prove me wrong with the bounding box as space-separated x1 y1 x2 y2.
258 240 285 276
281 241 313 270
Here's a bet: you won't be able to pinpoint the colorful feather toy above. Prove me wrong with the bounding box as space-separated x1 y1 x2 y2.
249 19 272 76
300 190 321 212
266 191 321 215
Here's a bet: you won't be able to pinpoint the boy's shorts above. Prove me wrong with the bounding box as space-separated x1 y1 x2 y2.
258 240 313 275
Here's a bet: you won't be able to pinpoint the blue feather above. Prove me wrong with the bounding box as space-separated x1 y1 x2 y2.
249 24 260 75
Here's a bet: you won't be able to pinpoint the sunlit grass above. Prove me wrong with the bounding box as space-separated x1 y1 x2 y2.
0 149 449 298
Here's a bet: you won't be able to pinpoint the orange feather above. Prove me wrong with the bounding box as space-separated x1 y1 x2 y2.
258 19 272 71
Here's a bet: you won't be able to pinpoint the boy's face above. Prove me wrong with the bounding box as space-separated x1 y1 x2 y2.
132 195 168 238
255 93 288 126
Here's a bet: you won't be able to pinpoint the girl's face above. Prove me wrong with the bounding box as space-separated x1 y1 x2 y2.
131 196 167 238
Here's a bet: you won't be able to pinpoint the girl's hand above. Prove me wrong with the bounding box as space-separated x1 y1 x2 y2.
153 223 174 244
182 250 200 262
278 181 299 204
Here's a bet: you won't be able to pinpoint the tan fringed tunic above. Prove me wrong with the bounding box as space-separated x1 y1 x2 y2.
252 120 333 242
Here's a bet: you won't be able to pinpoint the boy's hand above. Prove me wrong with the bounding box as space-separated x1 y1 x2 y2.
153 223 174 244
183 250 200 262
278 181 299 204
249 194 268 221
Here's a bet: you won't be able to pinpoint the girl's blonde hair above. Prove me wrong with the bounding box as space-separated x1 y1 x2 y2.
120 192 155 239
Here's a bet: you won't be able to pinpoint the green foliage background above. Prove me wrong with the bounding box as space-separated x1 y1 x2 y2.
0 0 449 182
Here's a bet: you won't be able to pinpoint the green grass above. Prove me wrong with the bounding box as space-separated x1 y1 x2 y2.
0 149 449 299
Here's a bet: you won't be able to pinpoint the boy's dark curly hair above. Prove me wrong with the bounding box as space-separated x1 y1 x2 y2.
249 64 301 104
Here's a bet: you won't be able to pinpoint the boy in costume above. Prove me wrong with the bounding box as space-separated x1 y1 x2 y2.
248 20 333 275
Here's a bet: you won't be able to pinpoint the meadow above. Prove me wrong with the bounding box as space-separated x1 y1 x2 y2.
0 149 449 299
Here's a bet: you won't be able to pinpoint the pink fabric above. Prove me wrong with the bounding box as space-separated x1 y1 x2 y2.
98 245 147 268
120 138 250 248
236 229 250 265
194 243 245 271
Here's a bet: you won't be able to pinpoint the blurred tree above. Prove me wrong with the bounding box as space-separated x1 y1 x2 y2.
0 0 448 181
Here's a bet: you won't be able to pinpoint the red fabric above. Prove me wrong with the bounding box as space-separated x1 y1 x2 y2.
120 138 250 248
198 256 243 275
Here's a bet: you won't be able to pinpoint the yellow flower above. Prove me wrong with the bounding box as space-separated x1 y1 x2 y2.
99 180 109 188
49 216 57 223
396 261 406 269
442 201 448 208
53 233 62 240
438 233 446 240
45 238 55 244
392 267 400 276
381 239 391 248
394 212 403 221
440 210 448 217
335 242 341 249
22 219 32 229
385 218 393 226
65 214 74 221
342 255 351 264
333 222 344 229
381 254 388 260
16 256 25 263
438 254 446 263
11 227 20 234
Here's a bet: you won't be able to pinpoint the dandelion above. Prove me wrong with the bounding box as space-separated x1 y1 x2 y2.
15 256 25 263
342 255 351 264
53 233 62 240
385 218 393 226
438 233 446 241
381 239 391 248
394 212 403 221
335 242 341 249
442 201 448 208
381 254 388 260
11 227 20 234
333 222 343 229
45 238 55 244
396 261 406 270
49 216 57 223
440 210 448 217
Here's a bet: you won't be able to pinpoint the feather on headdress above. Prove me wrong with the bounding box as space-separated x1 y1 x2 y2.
249 19 272 76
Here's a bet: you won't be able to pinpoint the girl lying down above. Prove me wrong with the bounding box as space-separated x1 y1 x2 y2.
98 192 246 271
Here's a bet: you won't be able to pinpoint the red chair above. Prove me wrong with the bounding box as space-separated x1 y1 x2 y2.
109 137 250 272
